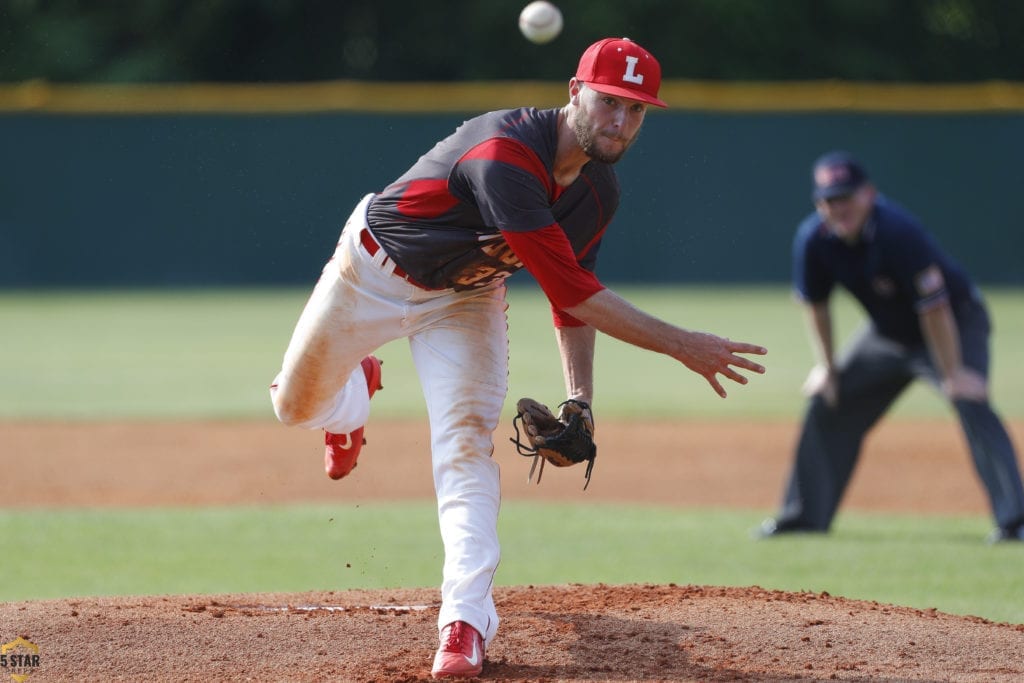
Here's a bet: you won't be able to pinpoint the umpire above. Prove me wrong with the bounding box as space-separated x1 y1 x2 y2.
758 150 1024 543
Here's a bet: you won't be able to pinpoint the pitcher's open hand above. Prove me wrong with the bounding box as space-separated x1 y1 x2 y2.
677 332 767 398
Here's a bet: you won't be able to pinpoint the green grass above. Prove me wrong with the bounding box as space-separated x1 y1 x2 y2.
2 285 1023 624
2 285 1023 419
0 289 301 419
1 502 1021 624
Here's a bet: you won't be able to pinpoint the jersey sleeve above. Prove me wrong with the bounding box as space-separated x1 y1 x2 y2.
881 214 950 312
501 225 605 322
549 306 588 327
792 218 833 303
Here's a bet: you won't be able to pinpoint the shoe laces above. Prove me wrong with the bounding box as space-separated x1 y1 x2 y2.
442 622 474 651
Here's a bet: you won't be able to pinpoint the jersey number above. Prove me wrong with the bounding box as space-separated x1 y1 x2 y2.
453 240 522 287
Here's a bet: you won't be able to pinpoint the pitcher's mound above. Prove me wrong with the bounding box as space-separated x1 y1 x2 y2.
5 583 1022 681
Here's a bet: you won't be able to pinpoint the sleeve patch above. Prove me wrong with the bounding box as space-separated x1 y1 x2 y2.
914 265 946 297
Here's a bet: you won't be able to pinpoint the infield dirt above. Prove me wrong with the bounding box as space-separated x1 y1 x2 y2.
2 418 1023 681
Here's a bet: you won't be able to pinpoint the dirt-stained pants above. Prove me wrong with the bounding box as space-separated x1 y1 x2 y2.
270 194 506 645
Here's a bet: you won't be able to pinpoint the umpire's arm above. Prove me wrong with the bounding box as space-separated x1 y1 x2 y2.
918 300 987 401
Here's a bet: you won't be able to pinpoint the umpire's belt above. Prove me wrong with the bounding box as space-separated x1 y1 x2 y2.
359 227 432 289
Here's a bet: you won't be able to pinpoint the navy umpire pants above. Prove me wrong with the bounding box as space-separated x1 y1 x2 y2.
776 295 1024 532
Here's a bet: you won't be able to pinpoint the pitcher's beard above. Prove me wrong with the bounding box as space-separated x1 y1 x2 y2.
575 122 638 164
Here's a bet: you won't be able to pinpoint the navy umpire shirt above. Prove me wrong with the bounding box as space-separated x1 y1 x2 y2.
792 196 976 346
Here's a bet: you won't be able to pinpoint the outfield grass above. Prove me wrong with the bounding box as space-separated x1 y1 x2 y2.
1 502 1021 624
2 286 1023 624
2 285 1023 419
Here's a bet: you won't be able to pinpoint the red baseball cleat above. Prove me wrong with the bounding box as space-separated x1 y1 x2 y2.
431 621 484 679
324 355 383 480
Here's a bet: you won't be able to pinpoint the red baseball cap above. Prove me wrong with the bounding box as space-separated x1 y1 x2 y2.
575 37 667 108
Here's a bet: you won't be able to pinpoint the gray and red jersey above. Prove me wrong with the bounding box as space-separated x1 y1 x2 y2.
365 107 616 318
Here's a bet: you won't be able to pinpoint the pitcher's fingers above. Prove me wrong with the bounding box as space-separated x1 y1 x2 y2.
730 355 766 374
727 342 767 355
721 367 749 385
707 376 728 398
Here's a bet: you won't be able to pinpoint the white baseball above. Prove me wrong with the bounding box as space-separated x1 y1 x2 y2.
518 1 563 45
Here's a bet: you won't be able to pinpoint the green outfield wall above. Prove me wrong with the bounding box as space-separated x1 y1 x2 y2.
1 81 1022 286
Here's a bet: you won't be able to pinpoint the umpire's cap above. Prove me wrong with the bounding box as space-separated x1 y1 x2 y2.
575 38 667 108
812 151 870 200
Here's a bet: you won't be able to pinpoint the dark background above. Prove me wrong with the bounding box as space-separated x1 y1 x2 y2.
3 0 1023 83
1 1 1022 287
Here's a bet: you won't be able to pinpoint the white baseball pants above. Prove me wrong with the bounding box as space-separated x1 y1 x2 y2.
270 194 506 645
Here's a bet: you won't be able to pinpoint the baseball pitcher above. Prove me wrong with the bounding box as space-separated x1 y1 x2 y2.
271 37 767 679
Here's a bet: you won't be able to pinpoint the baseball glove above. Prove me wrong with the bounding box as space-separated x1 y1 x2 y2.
509 398 596 489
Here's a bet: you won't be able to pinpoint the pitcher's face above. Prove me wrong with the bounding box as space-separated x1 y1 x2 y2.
572 83 647 164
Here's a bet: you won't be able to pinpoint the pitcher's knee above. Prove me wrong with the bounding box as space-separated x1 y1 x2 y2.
271 387 320 427
275 405 306 427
